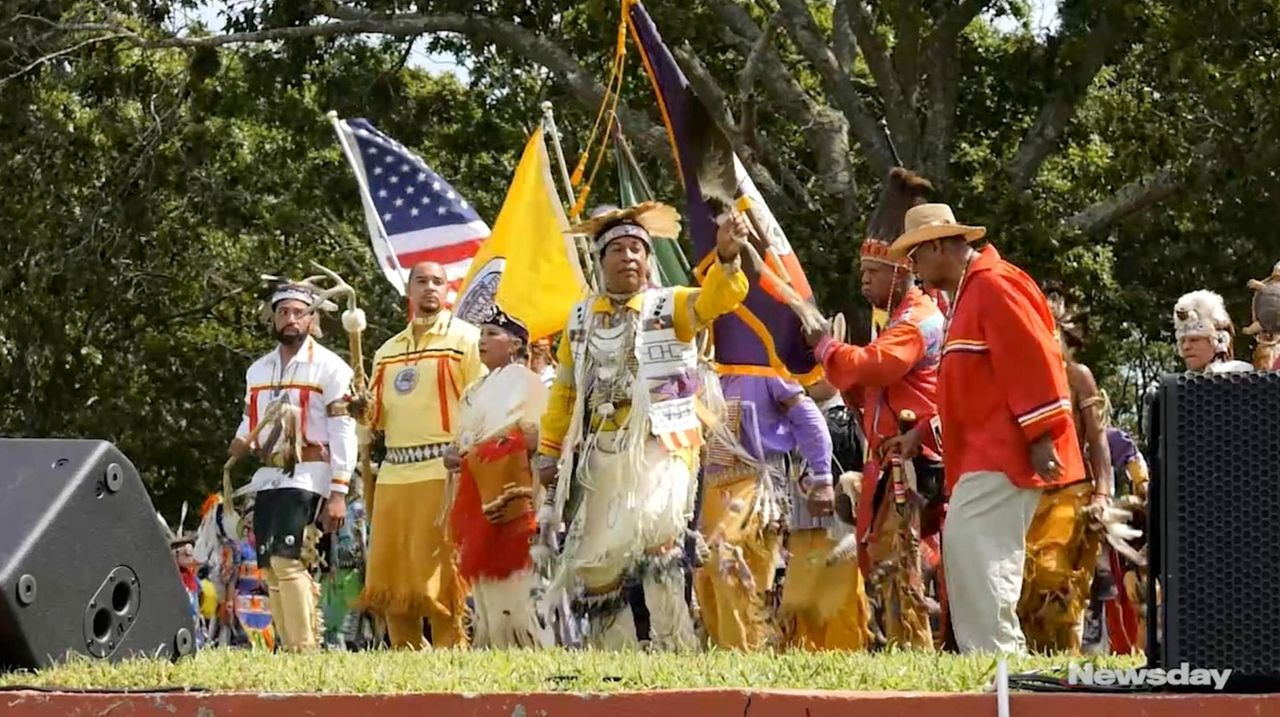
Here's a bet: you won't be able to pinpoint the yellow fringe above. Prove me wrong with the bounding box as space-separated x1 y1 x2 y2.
1018 482 1099 654
866 502 933 650
355 585 461 621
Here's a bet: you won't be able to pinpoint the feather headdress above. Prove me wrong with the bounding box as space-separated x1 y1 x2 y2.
568 202 682 255
156 502 196 548
1044 283 1087 351
1174 290 1235 355
861 168 934 270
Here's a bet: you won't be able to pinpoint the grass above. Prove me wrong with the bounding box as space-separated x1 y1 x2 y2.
0 648 1145 694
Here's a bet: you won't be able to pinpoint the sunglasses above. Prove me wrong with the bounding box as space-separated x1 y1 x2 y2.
907 237 963 261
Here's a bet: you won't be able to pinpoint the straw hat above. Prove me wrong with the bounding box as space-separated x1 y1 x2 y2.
887 203 986 260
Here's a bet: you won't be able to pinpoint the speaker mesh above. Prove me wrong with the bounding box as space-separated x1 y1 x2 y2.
1160 371 1280 682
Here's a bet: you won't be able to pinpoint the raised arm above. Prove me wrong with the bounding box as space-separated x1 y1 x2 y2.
674 211 751 343
815 321 926 391
673 258 748 343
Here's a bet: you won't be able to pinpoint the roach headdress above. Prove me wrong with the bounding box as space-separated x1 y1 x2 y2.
860 167 934 270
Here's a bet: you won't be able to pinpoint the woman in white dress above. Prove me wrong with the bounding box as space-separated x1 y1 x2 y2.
445 304 554 648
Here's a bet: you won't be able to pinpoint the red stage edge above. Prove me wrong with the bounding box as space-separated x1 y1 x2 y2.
4 690 1280 717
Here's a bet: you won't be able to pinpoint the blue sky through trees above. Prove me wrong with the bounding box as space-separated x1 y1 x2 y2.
182 0 1060 81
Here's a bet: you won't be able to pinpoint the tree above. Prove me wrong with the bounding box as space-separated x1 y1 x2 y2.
12 1 1278 293
0 37 529 515
2 0 1278 501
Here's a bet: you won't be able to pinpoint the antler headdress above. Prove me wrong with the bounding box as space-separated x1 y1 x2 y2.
258 272 342 337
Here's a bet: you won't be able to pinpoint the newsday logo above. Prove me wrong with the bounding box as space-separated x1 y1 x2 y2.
1068 662 1232 690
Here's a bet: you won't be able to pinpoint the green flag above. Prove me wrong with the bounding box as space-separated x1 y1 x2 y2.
614 131 692 287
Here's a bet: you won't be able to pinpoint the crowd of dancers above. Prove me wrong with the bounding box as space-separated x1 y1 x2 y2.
159 165 1278 657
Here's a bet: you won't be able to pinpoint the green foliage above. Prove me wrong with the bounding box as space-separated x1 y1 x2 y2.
0 40 525 516
2 0 1280 516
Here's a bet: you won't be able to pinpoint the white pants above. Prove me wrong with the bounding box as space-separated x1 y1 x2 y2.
943 471 1042 654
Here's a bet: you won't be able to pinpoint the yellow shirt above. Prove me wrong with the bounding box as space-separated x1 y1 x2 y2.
369 312 485 484
538 259 749 459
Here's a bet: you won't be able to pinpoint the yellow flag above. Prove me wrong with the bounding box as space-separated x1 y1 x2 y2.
455 127 587 341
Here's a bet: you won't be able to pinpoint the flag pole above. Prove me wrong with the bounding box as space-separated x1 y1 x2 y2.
613 116 656 200
327 110 408 296
541 101 600 294
541 101 577 216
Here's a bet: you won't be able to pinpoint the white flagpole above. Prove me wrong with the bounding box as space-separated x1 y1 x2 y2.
326 110 408 296
996 658 1010 717
540 101 577 213
540 101 599 294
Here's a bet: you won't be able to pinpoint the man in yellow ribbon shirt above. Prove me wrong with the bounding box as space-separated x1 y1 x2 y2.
535 202 749 651
357 261 485 649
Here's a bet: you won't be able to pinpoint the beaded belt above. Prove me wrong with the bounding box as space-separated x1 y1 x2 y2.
384 443 451 466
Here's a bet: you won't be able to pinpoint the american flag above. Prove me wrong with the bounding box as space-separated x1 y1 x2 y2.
332 116 489 302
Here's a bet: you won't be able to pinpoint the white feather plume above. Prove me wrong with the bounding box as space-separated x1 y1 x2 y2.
1174 290 1231 340
1087 501 1147 566
341 308 367 333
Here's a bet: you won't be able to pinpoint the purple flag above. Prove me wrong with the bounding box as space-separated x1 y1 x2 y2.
626 0 821 384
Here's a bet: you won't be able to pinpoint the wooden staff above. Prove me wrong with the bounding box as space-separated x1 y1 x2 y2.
305 262 376 510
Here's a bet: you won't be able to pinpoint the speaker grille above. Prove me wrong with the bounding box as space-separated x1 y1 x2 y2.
1160 371 1280 680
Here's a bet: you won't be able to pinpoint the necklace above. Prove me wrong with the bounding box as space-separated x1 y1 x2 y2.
942 251 977 341
270 339 307 400
606 290 640 308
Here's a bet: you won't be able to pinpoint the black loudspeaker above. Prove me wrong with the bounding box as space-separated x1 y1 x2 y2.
1149 372 1280 690
0 439 198 670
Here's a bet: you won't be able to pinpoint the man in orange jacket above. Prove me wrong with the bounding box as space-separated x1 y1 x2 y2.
882 203 1086 654
807 168 941 650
